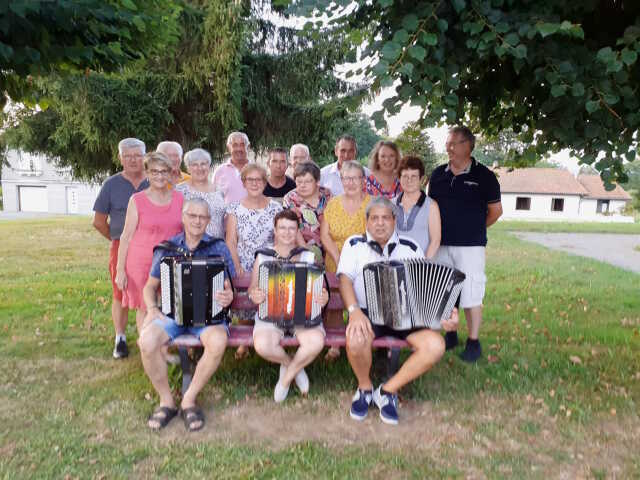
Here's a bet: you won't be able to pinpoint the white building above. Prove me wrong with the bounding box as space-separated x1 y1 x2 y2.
1 150 100 214
495 167 633 223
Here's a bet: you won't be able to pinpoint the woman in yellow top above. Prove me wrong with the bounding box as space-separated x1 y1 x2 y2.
320 161 371 360
321 161 371 272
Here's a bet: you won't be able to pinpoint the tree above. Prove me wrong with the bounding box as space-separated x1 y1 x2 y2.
393 121 438 174
293 1 640 186
473 128 527 167
0 0 180 107
2 1 358 179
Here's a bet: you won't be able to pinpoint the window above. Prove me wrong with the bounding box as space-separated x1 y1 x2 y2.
551 198 564 212
16 151 44 176
596 199 610 213
515 197 531 210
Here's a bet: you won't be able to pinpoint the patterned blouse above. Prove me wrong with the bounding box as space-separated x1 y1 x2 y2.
282 186 332 248
226 199 283 271
175 183 226 239
365 173 402 199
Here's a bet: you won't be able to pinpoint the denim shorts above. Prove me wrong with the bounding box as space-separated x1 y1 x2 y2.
153 314 230 341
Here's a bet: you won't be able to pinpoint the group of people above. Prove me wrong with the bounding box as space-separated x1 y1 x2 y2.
92 126 502 431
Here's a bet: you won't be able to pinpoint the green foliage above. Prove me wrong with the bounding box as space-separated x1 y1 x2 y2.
393 121 438 175
312 113 381 167
2 2 358 179
0 0 181 108
294 1 640 186
474 128 529 167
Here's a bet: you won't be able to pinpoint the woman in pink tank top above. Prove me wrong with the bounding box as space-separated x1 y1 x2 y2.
116 152 184 331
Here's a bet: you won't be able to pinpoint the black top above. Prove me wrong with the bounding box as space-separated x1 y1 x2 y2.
428 158 501 246
263 176 296 198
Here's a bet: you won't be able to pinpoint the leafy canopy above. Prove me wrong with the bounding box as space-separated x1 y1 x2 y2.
292 0 640 186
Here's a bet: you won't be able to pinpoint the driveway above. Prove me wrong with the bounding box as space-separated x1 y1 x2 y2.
512 232 640 274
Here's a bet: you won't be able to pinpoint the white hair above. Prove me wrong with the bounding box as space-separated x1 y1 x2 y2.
289 143 310 158
118 138 146 156
184 148 212 166
341 160 365 177
226 132 250 149
156 141 183 158
365 196 396 220
182 197 211 216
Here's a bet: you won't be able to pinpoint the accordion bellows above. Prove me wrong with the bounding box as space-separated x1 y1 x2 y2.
363 259 466 331
258 261 325 330
160 257 227 327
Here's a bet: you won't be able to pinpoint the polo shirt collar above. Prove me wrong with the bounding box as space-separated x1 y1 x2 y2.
175 232 212 252
366 230 400 257
445 157 476 175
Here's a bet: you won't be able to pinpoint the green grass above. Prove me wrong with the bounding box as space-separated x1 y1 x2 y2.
1 216 639 479
495 219 640 234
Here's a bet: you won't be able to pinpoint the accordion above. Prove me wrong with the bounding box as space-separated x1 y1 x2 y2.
363 259 466 331
258 260 325 330
159 257 228 327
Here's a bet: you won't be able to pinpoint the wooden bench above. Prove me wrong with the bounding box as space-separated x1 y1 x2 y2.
172 273 408 393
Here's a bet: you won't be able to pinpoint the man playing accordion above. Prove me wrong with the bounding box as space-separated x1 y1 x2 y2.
337 197 459 425
248 209 329 402
139 198 235 432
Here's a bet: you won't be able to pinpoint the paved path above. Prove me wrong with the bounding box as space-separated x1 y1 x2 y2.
512 232 640 274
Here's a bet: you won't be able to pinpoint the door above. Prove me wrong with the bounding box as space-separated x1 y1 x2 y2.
18 186 48 212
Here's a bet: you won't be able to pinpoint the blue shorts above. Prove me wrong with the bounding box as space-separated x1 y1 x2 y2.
153 314 230 342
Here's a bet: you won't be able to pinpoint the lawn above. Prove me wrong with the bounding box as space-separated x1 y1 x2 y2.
0 216 638 479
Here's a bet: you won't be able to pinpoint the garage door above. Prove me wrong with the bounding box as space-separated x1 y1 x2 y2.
19 186 48 212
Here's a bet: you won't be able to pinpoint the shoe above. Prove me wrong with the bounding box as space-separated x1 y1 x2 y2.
373 385 399 425
113 339 129 359
294 368 309 395
274 365 290 403
349 388 373 421
444 331 459 350
460 339 482 363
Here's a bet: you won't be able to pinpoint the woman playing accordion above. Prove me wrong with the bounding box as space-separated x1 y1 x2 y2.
248 209 329 402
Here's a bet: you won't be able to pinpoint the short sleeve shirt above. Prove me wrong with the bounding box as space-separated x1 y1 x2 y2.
149 232 236 279
93 173 149 240
428 158 501 246
212 160 247 204
263 176 296 199
336 231 423 308
319 162 370 196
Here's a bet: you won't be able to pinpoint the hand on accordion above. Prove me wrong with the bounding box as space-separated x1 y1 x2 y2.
440 307 460 332
214 279 234 308
248 286 266 305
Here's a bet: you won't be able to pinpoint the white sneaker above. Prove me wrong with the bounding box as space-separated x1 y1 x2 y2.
274 364 290 403
294 368 309 395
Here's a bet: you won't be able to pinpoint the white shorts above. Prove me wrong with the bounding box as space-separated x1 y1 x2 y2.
253 317 326 339
434 246 486 309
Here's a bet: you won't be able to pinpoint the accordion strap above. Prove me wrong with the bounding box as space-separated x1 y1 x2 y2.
154 237 225 258
254 246 311 261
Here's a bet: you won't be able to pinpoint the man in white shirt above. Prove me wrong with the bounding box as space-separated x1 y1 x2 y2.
319 135 369 195
337 197 459 425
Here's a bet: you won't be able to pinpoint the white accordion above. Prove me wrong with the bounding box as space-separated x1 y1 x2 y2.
363 259 466 331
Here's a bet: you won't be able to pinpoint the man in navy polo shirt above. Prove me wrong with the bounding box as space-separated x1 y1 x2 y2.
428 126 502 362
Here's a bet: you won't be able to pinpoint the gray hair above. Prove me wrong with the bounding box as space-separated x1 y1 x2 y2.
335 134 358 154
290 143 310 158
182 197 211 216
143 151 173 171
184 148 212 166
226 131 250 148
156 141 184 158
293 161 321 181
365 196 397 220
118 138 146 156
341 160 365 177
448 126 475 151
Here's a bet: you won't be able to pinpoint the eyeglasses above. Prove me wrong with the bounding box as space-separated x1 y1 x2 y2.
400 174 421 182
445 139 468 149
184 212 210 222
244 177 265 184
341 175 363 183
148 169 170 176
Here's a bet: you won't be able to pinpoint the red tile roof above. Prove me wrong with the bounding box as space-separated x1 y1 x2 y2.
577 174 632 200
494 168 588 195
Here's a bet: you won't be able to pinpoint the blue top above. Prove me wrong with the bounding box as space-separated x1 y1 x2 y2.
428 158 500 246
93 173 149 240
393 191 431 253
149 232 236 279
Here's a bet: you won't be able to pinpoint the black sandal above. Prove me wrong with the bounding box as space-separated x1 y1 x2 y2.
181 406 205 432
148 406 178 431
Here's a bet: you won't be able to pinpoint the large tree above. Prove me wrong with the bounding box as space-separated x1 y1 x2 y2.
293 0 640 186
2 1 358 179
393 121 439 174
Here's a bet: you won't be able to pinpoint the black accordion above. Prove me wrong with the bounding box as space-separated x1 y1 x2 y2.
159 257 229 327
363 259 465 331
257 260 325 330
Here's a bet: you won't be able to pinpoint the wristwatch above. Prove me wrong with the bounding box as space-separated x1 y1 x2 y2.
347 304 359 314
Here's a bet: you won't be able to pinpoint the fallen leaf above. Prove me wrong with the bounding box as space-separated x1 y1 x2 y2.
569 355 582 365
610 408 617 416
487 355 499 363
549 389 555 398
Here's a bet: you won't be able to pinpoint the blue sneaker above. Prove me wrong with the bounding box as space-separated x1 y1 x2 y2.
373 385 399 425
349 388 373 421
